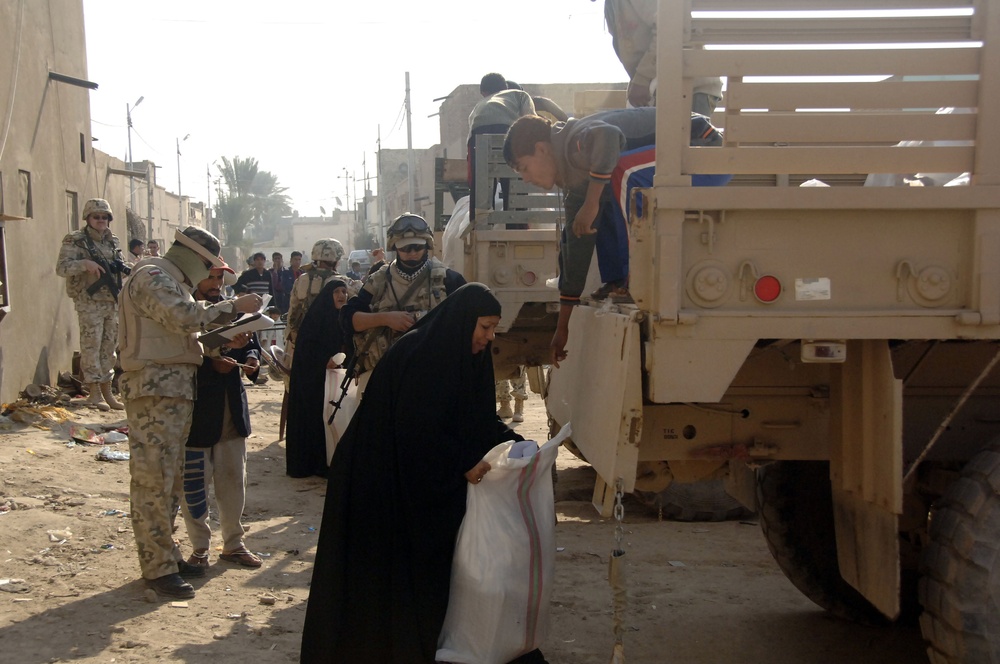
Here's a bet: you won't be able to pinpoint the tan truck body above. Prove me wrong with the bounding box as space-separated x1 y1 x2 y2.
544 1 1000 657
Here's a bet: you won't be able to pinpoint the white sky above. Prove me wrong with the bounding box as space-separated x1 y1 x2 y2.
82 0 626 216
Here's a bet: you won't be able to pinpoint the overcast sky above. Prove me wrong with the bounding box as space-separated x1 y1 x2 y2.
82 0 627 216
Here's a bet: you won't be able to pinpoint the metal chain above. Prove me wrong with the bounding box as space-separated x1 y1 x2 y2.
613 478 625 555
609 477 627 663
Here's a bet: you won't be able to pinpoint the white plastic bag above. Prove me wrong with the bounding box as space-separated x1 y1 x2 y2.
436 424 572 664
324 368 359 464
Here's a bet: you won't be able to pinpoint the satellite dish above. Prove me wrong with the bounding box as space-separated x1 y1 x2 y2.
319 206 327 215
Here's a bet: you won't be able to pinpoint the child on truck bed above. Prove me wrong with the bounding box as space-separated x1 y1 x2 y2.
503 108 729 367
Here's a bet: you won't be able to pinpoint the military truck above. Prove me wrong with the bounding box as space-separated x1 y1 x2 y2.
542 2 1000 661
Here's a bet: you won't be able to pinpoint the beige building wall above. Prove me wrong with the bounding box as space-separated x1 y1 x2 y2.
0 0 96 402
0 0 211 402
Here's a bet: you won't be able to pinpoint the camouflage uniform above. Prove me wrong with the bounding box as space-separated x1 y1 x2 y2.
118 257 237 580
285 264 339 359
495 367 528 401
55 225 123 384
353 259 450 373
283 238 351 371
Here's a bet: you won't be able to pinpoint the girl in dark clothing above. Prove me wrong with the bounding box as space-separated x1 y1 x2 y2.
300 283 546 663
285 279 349 478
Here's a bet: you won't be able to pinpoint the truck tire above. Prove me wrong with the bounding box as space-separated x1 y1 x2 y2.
757 460 886 624
633 480 754 522
918 443 1000 663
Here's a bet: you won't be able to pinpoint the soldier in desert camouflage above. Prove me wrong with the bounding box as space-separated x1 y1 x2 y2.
118 226 261 600
55 198 129 411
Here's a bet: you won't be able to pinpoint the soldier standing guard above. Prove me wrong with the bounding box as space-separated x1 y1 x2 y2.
55 198 129 411
341 213 466 387
118 226 262 599
283 237 347 371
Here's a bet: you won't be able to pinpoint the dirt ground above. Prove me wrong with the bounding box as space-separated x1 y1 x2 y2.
0 378 930 664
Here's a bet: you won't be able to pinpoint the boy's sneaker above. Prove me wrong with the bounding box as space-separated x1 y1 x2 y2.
590 282 633 304
146 573 195 599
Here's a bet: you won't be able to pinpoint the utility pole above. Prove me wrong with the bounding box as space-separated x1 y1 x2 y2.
206 162 214 237
176 134 189 226
126 95 144 218
405 71 415 212
377 125 385 245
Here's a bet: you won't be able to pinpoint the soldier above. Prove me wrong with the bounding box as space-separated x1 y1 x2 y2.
283 238 346 371
341 213 466 385
55 198 129 411
118 226 261 599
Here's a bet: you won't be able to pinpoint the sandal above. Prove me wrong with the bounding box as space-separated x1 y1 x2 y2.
219 548 263 568
186 548 210 569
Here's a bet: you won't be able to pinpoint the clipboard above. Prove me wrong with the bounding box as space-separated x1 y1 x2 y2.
199 312 274 349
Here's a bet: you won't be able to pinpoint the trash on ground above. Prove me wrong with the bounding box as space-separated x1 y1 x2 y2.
0 578 30 593
70 426 104 445
102 431 129 443
95 446 129 462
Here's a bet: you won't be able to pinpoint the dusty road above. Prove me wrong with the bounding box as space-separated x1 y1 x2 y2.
0 378 928 663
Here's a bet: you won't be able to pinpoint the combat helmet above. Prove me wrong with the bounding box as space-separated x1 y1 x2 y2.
386 213 434 251
82 198 114 222
311 238 345 265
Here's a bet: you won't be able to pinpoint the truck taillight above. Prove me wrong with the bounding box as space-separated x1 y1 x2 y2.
754 275 782 303
520 271 537 286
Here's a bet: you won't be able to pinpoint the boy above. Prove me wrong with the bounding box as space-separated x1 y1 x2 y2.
503 108 728 366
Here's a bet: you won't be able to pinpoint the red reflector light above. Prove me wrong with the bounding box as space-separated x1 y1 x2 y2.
754 275 782 303
521 271 537 286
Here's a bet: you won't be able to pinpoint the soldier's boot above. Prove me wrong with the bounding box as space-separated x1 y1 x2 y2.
512 398 525 423
85 383 111 411
99 382 125 410
497 399 513 419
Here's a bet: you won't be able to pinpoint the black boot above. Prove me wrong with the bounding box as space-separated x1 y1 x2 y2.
146 573 195 599
177 559 208 578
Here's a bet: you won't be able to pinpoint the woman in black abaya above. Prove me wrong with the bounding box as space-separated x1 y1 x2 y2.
285 279 349 478
300 283 545 664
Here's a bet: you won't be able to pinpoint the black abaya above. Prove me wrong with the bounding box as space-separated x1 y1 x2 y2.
300 283 525 663
285 279 347 478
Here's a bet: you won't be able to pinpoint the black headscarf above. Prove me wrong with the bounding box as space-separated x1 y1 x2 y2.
285 279 348 478
301 283 521 663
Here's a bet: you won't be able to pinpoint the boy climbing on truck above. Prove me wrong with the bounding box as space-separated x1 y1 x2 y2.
503 108 728 366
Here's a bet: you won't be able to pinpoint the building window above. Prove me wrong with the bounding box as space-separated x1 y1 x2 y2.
18 170 32 218
66 191 79 231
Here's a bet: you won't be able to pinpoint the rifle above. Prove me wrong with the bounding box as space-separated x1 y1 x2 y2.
82 233 128 299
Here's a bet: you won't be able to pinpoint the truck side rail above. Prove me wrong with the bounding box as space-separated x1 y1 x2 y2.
472 133 563 228
654 0 999 193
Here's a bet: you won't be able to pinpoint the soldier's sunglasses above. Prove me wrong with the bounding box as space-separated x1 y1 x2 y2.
90 214 111 221
397 244 424 254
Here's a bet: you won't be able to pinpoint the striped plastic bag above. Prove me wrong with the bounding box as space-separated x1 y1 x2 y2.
436 424 571 664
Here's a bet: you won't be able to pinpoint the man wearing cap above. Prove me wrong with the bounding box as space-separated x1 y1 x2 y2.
118 226 262 600
55 198 129 411
341 213 465 380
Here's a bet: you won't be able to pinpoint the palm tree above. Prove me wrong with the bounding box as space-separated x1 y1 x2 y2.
215 156 292 249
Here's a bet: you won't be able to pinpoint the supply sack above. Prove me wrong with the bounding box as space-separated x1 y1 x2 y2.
324 367 359 464
436 423 572 664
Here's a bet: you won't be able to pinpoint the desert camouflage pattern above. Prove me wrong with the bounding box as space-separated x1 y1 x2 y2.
76 299 118 383
118 259 234 400
282 266 342 371
495 367 528 401
55 225 122 302
354 259 448 373
126 395 193 579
